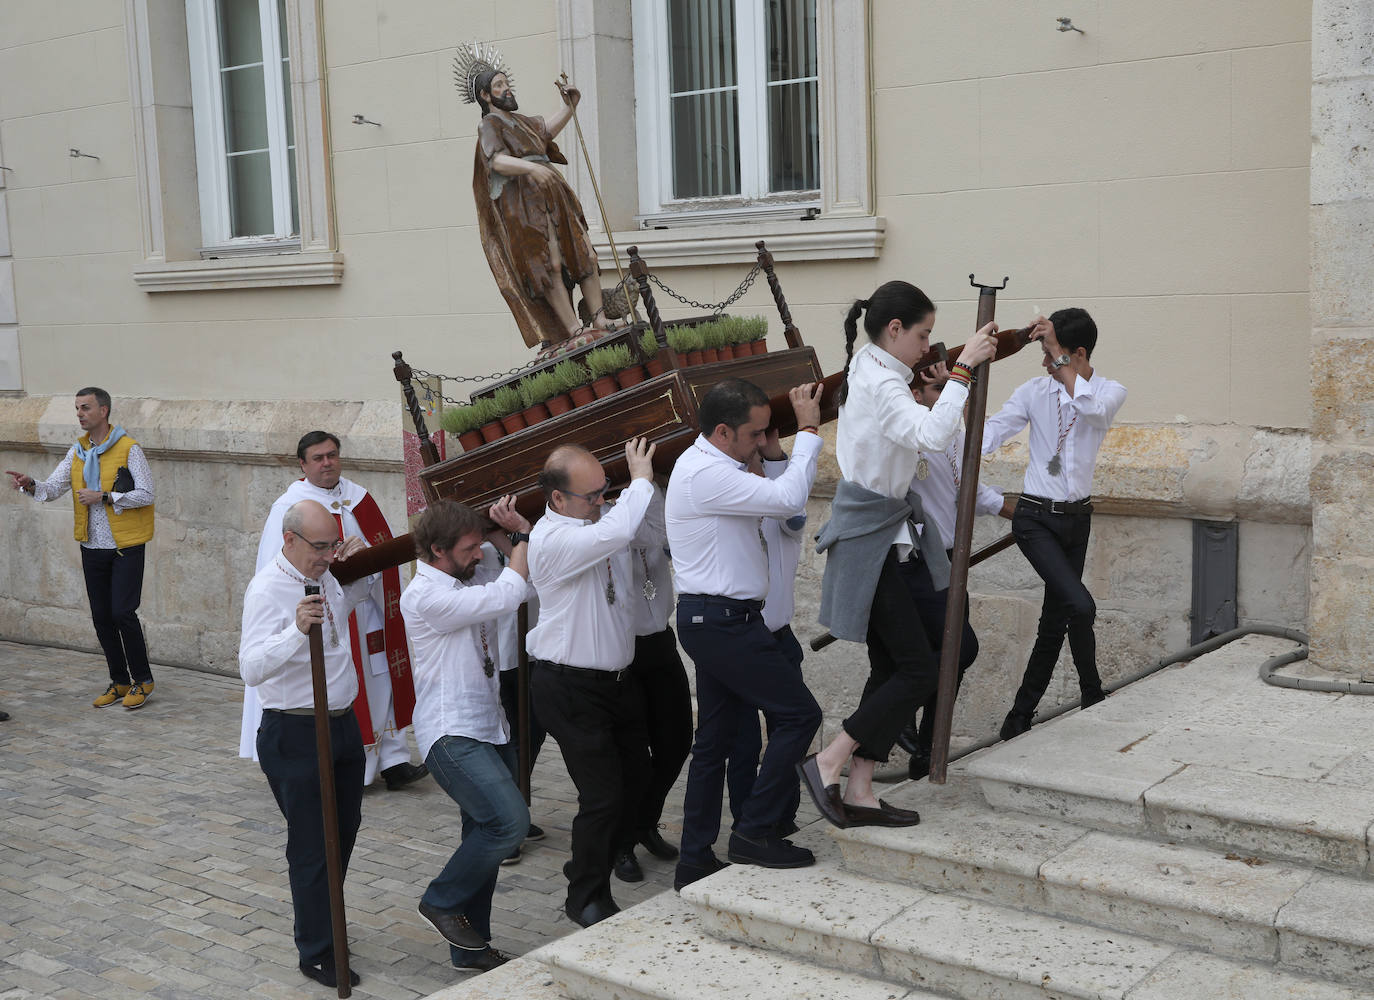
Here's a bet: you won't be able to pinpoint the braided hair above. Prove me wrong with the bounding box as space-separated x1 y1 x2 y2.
836 280 936 405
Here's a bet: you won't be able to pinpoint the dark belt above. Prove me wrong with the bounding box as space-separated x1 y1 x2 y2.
265 706 354 718
532 658 627 682
1019 494 1093 515
678 593 765 612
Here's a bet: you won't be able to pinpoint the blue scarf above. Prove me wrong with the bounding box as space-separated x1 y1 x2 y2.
73 426 126 492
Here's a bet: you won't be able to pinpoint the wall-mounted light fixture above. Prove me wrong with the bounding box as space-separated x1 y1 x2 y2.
351 114 382 127
69 148 100 160
1056 17 1084 34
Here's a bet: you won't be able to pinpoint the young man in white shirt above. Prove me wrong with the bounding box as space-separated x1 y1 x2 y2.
400 496 533 974
982 307 1127 739
667 378 824 887
238 500 370 990
527 438 658 928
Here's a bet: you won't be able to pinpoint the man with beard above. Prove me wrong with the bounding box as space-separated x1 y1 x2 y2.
458 41 620 350
401 496 534 974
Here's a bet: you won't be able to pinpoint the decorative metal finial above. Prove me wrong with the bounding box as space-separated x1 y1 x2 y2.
452 40 513 105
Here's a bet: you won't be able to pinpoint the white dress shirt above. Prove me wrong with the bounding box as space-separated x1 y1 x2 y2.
911 430 1005 549
527 478 654 670
982 373 1127 502
628 486 674 637
666 433 821 601
30 442 156 549
759 456 805 632
401 549 531 759
836 341 968 557
239 554 369 711
492 544 540 673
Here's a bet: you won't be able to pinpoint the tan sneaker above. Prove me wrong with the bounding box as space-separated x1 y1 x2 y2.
94 683 130 708
123 680 154 710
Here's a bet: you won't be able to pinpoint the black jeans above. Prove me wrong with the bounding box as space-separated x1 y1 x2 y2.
80 544 152 685
1010 501 1102 717
499 667 546 775
726 625 804 829
899 553 979 755
257 710 365 967
845 550 941 763
530 660 652 913
625 627 693 840
676 596 821 863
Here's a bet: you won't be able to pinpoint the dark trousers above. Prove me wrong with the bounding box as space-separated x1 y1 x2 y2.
530 660 652 913
626 627 693 840
726 625 804 829
677 597 821 864
257 710 365 967
499 667 546 774
1010 502 1102 717
845 550 941 763
80 544 152 685
899 554 979 754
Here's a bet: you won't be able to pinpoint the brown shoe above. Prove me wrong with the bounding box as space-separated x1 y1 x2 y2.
94 683 130 708
842 800 921 828
123 681 154 710
796 754 848 829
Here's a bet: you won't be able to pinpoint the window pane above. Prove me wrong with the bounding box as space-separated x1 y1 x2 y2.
767 0 816 82
280 60 294 144
768 80 818 191
287 146 299 233
217 0 263 67
672 91 741 198
668 0 736 93
228 150 275 236
222 65 268 152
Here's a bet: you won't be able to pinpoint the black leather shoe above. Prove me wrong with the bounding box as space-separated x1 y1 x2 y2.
640 827 679 860
797 754 848 829
525 822 546 841
452 947 514 972
907 750 931 782
613 848 643 883
895 720 921 756
999 710 1033 741
300 960 361 988
383 761 429 791
842 800 921 827
417 901 486 951
674 854 729 891
0 710 9 722
566 897 619 928
1081 688 1108 709
727 832 815 869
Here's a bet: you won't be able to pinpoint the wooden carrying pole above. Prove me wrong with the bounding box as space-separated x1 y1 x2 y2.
516 602 532 802
928 276 1008 784
305 584 352 997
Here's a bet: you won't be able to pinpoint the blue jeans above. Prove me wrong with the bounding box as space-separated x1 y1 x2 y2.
423 736 528 964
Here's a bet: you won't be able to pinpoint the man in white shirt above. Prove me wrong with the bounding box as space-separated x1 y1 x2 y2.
527 438 658 928
495 568 545 865
982 308 1127 740
401 496 533 974
899 378 1015 778
667 378 824 888
240 431 426 793
615 480 691 883
238 499 370 990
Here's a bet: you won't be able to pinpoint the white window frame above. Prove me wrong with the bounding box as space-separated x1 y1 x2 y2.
633 0 822 225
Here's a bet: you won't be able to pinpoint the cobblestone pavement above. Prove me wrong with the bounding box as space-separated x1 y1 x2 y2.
0 640 818 999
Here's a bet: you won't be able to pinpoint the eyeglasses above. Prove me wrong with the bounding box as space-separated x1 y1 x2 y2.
289 530 344 553
563 478 612 504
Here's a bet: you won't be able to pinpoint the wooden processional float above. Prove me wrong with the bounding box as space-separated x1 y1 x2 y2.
335 253 1034 785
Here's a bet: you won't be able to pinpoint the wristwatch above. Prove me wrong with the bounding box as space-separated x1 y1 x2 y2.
508 531 531 545
102 491 112 505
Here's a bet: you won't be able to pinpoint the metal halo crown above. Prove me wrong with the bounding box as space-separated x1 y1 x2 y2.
453 40 514 105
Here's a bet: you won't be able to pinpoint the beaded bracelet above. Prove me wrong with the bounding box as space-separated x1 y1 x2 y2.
947 368 973 388
952 360 977 375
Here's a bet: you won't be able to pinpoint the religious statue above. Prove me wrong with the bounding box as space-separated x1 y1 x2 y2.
455 42 621 353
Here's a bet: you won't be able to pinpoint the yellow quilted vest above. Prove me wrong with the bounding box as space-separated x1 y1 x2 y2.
70 433 155 548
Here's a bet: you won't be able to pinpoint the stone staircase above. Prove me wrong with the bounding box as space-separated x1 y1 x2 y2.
432 636 1374 1000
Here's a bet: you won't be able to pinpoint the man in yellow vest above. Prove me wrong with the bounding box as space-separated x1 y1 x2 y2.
8 387 157 709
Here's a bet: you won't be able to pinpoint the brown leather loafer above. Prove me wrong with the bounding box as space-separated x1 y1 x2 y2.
842 800 921 828
797 754 848 829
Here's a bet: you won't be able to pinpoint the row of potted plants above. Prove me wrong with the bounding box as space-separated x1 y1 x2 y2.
665 315 769 365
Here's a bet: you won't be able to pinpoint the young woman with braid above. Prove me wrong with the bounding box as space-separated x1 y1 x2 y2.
800 280 999 828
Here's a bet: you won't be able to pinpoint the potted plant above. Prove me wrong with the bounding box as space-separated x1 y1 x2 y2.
604 343 645 389
440 402 486 452
516 370 557 426
667 325 703 366
545 362 576 416
555 359 596 408
714 320 738 361
639 328 666 377
585 346 623 399
472 395 505 443
737 315 769 354
698 319 721 363
493 385 526 434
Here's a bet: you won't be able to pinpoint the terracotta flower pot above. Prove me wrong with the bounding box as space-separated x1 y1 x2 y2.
546 393 574 417
458 429 484 452
702 348 719 364
479 421 505 443
718 345 735 361
500 412 527 434
686 350 704 366
616 364 647 389
591 374 619 399
751 338 769 355
644 357 665 377
520 402 549 427
569 384 597 407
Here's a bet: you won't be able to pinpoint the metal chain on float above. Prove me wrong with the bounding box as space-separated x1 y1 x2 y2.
647 263 761 317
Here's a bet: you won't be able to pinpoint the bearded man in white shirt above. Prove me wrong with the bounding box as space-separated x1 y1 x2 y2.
240 431 426 793
982 307 1127 740
527 438 658 928
401 496 533 974
238 499 370 990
